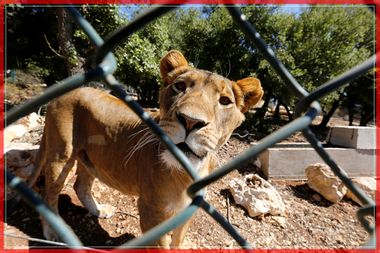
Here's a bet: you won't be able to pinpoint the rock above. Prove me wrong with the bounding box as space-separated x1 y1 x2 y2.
228 174 285 218
4 223 30 249
346 177 376 206
5 143 39 167
4 113 44 146
271 216 287 228
116 227 122 234
305 163 347 203
17 112 43 129
5 143 40 199
4 125 28 146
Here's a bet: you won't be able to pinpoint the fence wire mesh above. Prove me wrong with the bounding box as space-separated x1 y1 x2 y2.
4 4 377 250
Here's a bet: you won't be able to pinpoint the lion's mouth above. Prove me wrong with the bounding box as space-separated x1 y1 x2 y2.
176 142 204 159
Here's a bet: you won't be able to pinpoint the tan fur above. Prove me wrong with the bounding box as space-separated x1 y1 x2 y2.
30 50 263 248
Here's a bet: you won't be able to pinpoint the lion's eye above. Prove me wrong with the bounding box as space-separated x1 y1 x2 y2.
219 96 232 106
172 82 187 93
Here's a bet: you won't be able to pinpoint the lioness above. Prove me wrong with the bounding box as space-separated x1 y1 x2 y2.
30 50 263 248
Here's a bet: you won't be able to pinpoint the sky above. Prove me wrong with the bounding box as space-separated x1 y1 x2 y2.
119 4 307 20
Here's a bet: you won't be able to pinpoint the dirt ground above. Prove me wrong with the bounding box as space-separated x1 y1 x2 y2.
4 81 375 250
4 127 374 250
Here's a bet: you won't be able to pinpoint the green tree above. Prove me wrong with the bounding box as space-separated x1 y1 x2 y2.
113 9 182 107
287 6 374 105
237 6 374 130
7 5 375 127
6 6 124 84
178 7 255 79
6 7 63 83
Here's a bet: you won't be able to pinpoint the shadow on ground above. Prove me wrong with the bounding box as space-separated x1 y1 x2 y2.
6 194 135 248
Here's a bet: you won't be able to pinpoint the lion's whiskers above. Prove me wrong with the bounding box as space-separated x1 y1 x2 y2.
123 131 159 167
127 128 149 141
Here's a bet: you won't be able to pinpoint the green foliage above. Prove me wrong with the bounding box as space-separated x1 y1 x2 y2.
73 5 125 51
6 5 124 84
114 34 161 106
178 7 252 79
6 7 64 83
112 10 182 106
6 5 375 126
285 7 373 107
24 60 50 79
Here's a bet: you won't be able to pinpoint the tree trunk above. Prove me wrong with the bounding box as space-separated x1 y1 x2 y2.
360 110 374 126
348 109 354 126
56 8 84 76
282 102 293 121
276 97 293 121
318 99 340 128
273 101 280 119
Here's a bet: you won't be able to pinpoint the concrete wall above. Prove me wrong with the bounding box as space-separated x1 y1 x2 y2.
327 126 375 149
259 147 376 179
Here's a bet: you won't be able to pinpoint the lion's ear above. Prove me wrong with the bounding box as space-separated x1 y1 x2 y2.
160 50 189 86
233 77 264 113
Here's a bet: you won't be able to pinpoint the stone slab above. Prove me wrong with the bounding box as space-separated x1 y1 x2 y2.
4 224 30 249
259 147 376 179
327 126 376 149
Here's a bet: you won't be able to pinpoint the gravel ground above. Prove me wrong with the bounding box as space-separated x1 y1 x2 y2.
5 135 373 249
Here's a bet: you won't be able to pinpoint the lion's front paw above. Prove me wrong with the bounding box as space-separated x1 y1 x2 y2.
97 204 116 218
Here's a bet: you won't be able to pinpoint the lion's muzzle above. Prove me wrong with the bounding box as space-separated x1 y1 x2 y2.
176 112 208 137
176 142 205 159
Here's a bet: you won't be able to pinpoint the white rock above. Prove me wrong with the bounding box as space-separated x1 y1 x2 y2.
4 142 39 153
228 174 285 218
305 163 347 203
4 125 28 146
271 216 287 228
4 223 31 249
17 112 43 129
4 113 43 146
346 177 376 206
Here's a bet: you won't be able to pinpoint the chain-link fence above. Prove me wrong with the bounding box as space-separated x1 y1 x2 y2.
5 5 377 250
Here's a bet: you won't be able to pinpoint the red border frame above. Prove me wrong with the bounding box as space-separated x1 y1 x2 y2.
0 0 379 4
1 1 378 253
0 3 4 253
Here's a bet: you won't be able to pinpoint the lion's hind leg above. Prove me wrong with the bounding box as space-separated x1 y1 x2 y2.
74 156 116 219
41 155 75 241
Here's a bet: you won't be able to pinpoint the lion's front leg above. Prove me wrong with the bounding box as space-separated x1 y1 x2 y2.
170 217 193 248
137 198 172 249
74 161 116 218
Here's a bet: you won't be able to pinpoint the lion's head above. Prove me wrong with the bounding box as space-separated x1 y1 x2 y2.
158 50 263 170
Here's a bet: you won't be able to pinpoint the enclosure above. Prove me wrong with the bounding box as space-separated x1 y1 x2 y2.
4 4 377 250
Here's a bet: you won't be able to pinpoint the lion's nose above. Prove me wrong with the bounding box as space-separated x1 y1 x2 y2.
177 113 207 134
